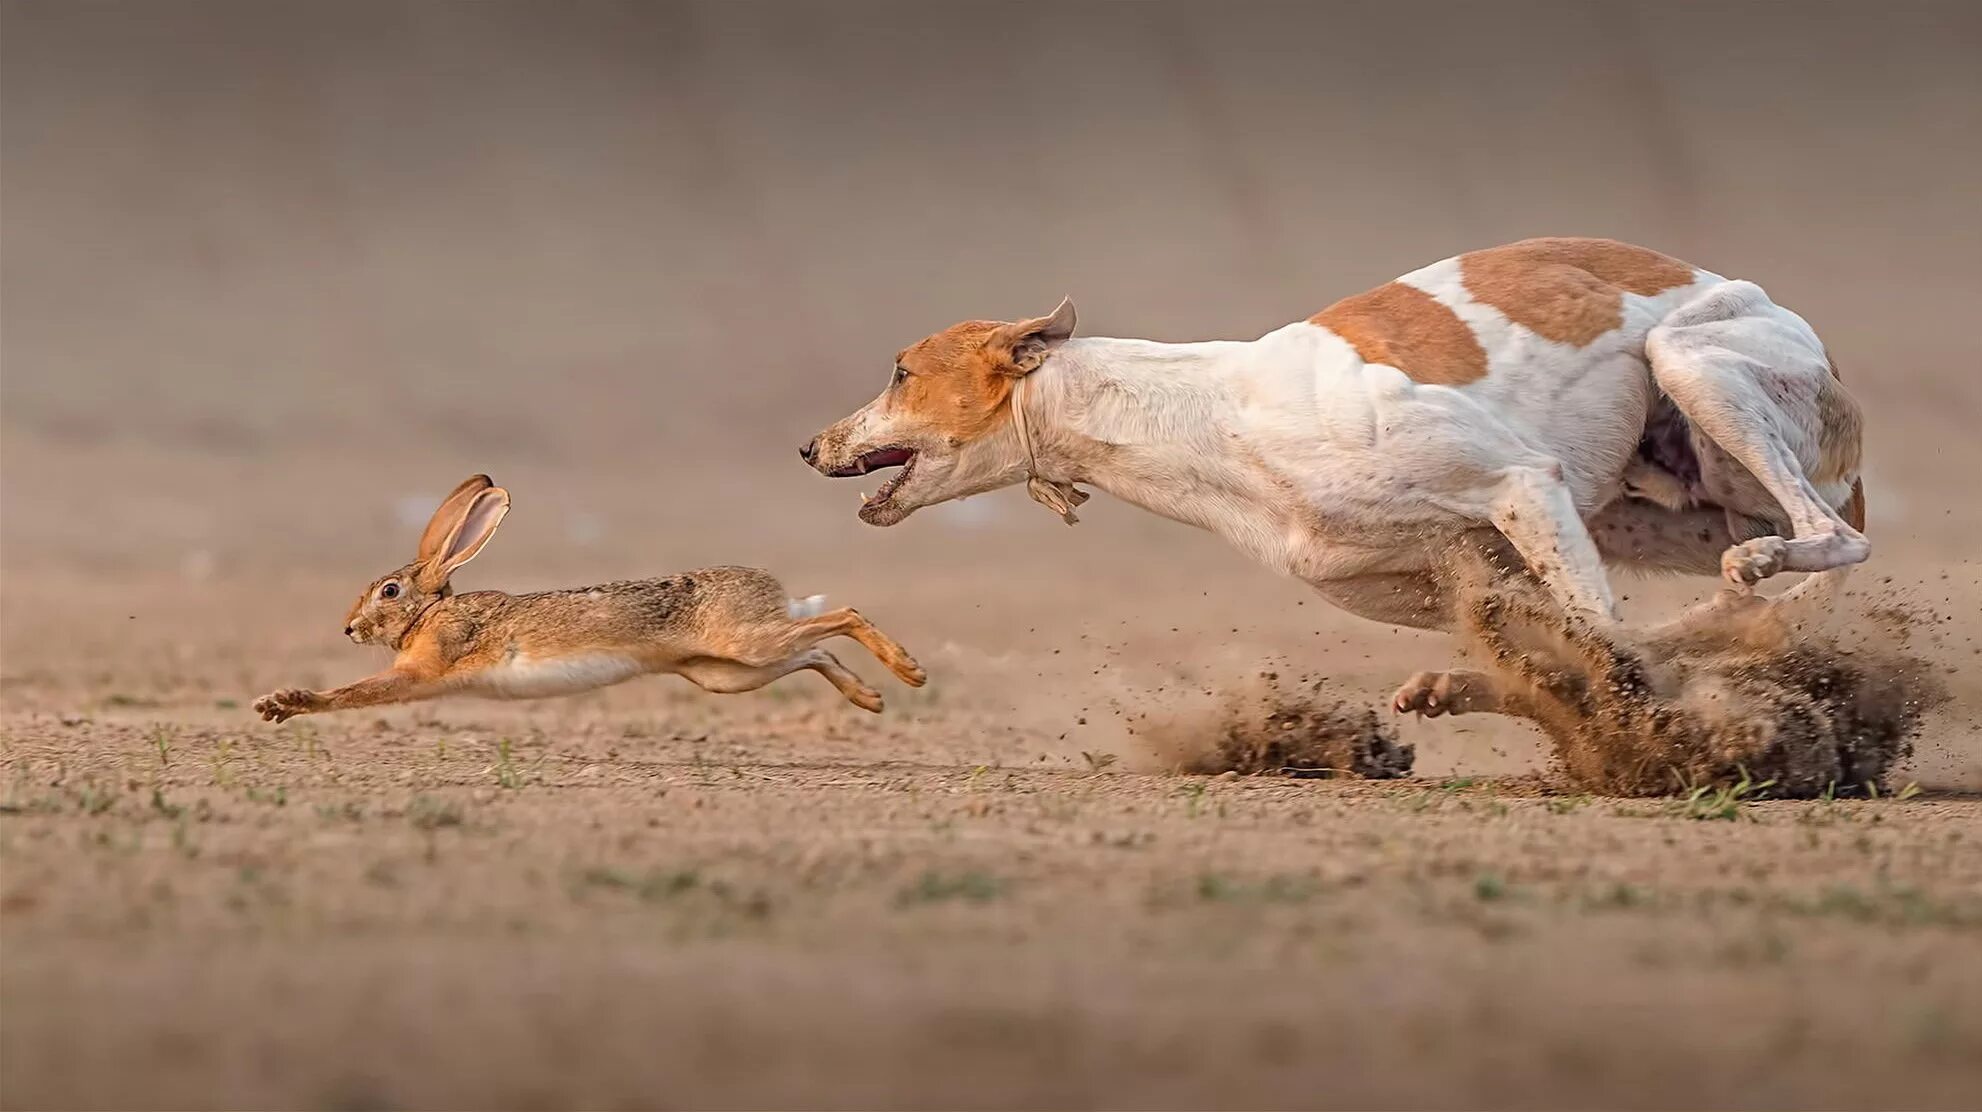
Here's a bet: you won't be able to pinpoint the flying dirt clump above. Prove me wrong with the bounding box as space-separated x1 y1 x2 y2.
1455 555 1947 798
1162 672 1416 779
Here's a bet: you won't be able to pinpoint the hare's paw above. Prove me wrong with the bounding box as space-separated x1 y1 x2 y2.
253 688 320 723
893 653 928 688
846 684 885 714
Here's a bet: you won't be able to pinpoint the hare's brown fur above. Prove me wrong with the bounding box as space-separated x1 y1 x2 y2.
253 477 925 722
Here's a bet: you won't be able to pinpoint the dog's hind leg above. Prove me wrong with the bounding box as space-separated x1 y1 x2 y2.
1645 281 1868 588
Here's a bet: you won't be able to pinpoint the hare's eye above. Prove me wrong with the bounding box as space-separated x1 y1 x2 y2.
891 365 908 387
380 582 400 600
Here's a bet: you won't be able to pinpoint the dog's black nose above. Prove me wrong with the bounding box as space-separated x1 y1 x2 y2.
799 438 819 466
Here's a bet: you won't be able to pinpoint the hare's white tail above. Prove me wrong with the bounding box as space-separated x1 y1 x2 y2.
787 594 829 620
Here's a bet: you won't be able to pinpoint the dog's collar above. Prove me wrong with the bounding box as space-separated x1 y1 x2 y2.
1010 374 1088 526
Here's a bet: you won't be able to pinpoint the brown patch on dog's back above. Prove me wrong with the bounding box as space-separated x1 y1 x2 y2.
1310 282 1488 385
1460 237 1696 347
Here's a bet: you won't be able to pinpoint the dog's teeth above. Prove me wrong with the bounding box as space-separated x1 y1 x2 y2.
860 490 871 504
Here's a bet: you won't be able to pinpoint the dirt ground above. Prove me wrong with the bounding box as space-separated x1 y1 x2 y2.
6 3 1982 1108
4 555 1980 1109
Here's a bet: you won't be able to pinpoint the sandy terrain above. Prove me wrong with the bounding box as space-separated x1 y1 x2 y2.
5 2 1982 1107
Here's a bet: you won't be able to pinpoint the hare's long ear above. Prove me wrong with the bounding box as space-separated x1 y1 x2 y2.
417 486 510 589
417 475 496 564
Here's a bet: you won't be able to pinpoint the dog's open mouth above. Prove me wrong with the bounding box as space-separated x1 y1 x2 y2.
828 446 918 518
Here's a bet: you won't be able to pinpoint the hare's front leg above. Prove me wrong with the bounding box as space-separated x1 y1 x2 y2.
253 669 432 723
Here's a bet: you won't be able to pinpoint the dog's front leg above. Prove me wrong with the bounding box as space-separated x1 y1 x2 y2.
1304 571 1452 631
1484 465 1620 624
1391 668 1533 718
1305 572 1524 720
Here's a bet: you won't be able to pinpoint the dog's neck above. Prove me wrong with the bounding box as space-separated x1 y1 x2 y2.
1016 336 1287 547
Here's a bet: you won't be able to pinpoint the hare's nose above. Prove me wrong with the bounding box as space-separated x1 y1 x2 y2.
799 438 820 466
344 625 355 637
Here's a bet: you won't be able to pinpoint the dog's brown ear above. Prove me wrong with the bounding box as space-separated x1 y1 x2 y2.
985 297 1076 375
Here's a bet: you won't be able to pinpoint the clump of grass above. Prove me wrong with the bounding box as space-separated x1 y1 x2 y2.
150 787 183 819
579 867 703 903
1194 872 1321 904
1783 884 1982 929
149 724 175 768
1176 780 1209 817
407 795 464 830
897 870 1005 906
493 737 524 789
171 816 200 859
210 738 237 787
1672 769 1774 821
1545 794 1591 815
74 781 117 817
1583 882 1649 911
1473 872 1510 902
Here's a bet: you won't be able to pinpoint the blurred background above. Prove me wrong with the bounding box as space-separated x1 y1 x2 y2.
4 0 1980 759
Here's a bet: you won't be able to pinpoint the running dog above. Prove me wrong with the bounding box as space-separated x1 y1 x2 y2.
801 237 1866 719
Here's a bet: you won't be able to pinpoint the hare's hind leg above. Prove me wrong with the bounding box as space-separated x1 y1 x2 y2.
796 648 885 712
783 608 926 687
674 650 884 713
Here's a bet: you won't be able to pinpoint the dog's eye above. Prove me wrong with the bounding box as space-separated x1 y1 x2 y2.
380 582 400 600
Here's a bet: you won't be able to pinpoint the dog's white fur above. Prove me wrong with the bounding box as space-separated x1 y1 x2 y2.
808 241 1868 718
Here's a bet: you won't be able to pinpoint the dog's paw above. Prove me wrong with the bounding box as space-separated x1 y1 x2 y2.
252 688 319 723
1721 536 1787 587
1393 670 1493 718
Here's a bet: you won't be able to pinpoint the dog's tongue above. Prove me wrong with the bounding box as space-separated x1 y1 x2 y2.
861 448 913 470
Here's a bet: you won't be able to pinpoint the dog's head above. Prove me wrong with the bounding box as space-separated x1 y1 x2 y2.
802 299 1075 525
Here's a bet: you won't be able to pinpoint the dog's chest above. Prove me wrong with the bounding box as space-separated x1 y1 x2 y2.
474 651 645 699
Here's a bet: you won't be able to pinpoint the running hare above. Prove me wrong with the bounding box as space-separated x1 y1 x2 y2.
252 475 925 722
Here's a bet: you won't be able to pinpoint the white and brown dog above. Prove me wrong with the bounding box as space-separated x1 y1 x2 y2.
802 238 1866 719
